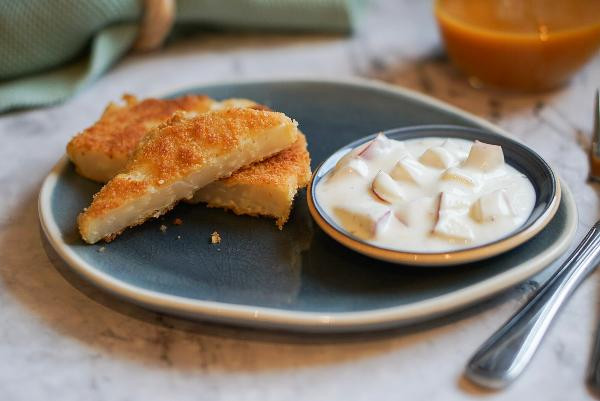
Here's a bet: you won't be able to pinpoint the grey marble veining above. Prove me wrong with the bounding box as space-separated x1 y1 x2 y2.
2 1 600 400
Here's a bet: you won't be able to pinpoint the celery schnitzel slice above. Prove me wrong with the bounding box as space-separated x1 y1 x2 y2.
67 95 265 183
78 108 298 244
189 133 311 228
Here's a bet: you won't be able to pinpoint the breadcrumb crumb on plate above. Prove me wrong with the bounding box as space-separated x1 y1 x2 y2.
210 231 221 244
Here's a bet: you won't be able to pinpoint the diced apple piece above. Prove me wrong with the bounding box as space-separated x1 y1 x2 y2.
371 171 404 203
464 140 504 172
333 150 355 170
432 191 474 241
357 133 393 160
471 190 513 222
394 196 436 227
433 217 474 242
438 191 471 213
375 210 392 237
333 204 391 239
390 157 431 185
332 152 369 178
442 139 470 160
419 146 456 169
341 158 369 177
441 167 478 187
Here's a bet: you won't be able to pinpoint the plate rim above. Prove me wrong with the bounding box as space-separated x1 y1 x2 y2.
307 124 561 266
38 77 578 332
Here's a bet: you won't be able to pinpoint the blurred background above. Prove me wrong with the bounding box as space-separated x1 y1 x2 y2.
3 0 600 112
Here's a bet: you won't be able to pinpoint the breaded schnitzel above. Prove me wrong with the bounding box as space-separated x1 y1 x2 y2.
67 95 267 183
67 94 215 182
78 108 299 244
189 133 311 228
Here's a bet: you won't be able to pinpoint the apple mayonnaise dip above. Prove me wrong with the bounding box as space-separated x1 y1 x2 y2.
315 135 536 252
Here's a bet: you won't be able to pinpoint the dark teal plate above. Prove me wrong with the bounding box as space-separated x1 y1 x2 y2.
38 79 577 332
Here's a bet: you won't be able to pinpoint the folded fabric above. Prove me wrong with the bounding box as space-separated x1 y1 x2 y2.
0 0 363 113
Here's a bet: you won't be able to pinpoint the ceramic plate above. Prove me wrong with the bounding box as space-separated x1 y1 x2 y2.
38 78 577 332
308 125 561 266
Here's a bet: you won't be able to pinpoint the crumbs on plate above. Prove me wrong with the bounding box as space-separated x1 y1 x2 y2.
160 224 167 233
210 231 221 244
173 218 183 225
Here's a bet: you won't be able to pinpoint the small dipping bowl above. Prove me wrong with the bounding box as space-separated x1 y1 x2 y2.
307 125 561 266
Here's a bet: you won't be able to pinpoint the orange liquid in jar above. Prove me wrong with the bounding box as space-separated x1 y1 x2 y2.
435 0 600 91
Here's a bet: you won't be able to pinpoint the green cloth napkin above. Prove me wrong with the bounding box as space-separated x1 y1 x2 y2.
0 0 363 113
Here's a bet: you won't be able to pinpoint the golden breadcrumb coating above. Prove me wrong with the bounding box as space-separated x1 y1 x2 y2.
66 94 270 182
67 94 214 160
210 231 221 244
133 108 296 183
78 108 298 243
223 133 310 188
192 133 311 228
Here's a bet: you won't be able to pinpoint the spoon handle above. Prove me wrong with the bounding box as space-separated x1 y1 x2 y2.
588 317 600 391
466 221 600 389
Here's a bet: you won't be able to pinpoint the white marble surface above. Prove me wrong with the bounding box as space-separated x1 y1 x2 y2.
2 1 600 400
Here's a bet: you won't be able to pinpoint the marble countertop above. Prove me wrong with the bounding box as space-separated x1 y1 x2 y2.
2 1 600 400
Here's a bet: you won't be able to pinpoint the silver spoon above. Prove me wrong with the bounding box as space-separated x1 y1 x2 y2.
587 90 600 392
465 91 600 389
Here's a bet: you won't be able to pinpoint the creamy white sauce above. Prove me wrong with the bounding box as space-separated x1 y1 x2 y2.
315 135 536 252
